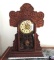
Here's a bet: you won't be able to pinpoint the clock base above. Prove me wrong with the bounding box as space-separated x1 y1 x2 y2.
1 47 43 60
9 50 43 57
10 47 43 57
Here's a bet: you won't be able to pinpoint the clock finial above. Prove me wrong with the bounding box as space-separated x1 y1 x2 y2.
20 3 34 11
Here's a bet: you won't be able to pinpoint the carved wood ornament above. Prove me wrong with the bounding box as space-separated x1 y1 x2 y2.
9 3 44 27
8 3 44 57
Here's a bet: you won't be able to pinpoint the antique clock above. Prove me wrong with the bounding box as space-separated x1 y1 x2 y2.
1 3 44 59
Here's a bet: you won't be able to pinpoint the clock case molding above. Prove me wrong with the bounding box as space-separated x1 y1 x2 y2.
1 3 44 60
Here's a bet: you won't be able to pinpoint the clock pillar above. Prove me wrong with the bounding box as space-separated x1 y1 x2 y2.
18 24 20 51
34 24 36 50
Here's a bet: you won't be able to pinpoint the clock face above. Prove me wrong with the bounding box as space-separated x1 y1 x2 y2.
20 20 34 34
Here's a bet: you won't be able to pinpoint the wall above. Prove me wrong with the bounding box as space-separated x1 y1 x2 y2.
0 36 2 56
0 12 2 56
0 0 54 55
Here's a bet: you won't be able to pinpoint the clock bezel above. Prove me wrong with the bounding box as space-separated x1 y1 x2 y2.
19 20 34 34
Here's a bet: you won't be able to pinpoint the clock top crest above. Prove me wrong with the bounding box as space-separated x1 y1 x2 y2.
9 3 44 28
4 3 44 58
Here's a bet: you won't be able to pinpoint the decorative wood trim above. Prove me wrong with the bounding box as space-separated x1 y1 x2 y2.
9 3 44 27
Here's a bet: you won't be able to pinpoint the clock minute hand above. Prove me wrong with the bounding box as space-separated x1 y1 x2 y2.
25 23 30 30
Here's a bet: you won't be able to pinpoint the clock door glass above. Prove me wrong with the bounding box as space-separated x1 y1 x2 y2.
20 20 34 34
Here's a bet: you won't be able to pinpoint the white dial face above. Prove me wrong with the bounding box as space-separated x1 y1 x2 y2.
20 20 34 34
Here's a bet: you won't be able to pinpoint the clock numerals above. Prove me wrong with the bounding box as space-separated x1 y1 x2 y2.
20 20 34 34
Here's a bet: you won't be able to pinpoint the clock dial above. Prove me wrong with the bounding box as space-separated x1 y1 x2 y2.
20 20 34 34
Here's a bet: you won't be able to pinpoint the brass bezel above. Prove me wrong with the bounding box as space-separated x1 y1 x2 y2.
19 20 34 34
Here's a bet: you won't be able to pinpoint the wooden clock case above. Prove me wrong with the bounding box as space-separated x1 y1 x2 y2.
9 3 44 57
1 3 44 60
